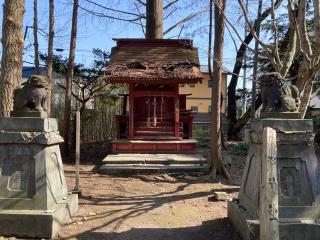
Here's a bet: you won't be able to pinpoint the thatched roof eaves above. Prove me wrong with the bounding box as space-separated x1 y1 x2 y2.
105 39 203 83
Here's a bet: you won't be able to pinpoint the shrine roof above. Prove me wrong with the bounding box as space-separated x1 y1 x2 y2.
104 39 203 84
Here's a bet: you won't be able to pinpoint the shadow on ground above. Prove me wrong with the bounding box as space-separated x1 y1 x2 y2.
70 218 241 240
61 165 241 240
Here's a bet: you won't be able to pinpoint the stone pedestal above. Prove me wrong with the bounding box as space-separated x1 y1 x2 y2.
228 119 320 240
0 117 78 239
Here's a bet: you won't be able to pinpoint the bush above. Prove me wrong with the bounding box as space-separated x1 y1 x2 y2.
193 126 210 148
228 143 249 156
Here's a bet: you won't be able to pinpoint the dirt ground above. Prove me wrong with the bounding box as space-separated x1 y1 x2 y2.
58 164 241 240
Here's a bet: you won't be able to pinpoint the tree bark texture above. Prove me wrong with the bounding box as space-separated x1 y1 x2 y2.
33 0 40 74
211 0 228 178
47 0 54 115
146 0 163 39
0 0 25 117
64 0 78 156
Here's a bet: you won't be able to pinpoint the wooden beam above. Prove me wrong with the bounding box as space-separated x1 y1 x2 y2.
133 90 177 97
260 127 279 240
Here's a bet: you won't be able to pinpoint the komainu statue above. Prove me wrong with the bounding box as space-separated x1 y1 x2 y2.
13 75 49 112
260 72 300 113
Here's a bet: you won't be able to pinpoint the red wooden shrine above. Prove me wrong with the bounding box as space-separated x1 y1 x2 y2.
104 39 203 153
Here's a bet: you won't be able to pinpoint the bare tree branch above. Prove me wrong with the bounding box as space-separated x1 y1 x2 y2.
270 0 281 68
212 0 257 53
164 10 206 35
79 6 142 25
313 0 320 52
134 2 146 36
164 0 179 10
164 6 177 20
57 83 82 102
238 0 274 52
177 24 184 38
296 0 312 56
83 0 145 18
136 0 146 6
225 23 238 52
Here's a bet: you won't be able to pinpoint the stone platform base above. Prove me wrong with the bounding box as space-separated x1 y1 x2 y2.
99 153 209 175
0 194 78 239
228 200 320 240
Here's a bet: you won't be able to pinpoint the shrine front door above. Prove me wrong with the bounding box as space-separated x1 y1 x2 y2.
134 96 175 127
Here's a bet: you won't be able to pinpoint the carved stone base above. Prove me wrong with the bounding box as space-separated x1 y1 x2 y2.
11 110 48 118
228 119 320 239
260 112 301 119
0 117 78 238
228 200 320 240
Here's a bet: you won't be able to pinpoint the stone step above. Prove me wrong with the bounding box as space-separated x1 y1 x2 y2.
132 136 181 140
103 153 207 165
135 130 175 136
99 163 209 175
134 121 174 127
134 126 174 131
99 153 208 174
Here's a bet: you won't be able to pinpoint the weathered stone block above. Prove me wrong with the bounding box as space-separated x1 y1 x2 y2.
0 117 58 132
11 111 48 118
251 119 313 132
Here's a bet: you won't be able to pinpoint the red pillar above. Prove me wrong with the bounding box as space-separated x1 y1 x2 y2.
174 84 180 138
129 84 134 139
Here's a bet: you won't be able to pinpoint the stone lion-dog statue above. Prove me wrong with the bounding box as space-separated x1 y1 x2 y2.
13 75 49 112
260 72 300 113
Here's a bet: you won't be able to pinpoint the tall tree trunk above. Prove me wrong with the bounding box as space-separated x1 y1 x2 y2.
146 0 163 39
64 0 78 156
211 0 229 179
47 0 54 116
227 33 253 139
0 0 25 117
80 102 86 115
33 0 40 74
251 0 262 120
